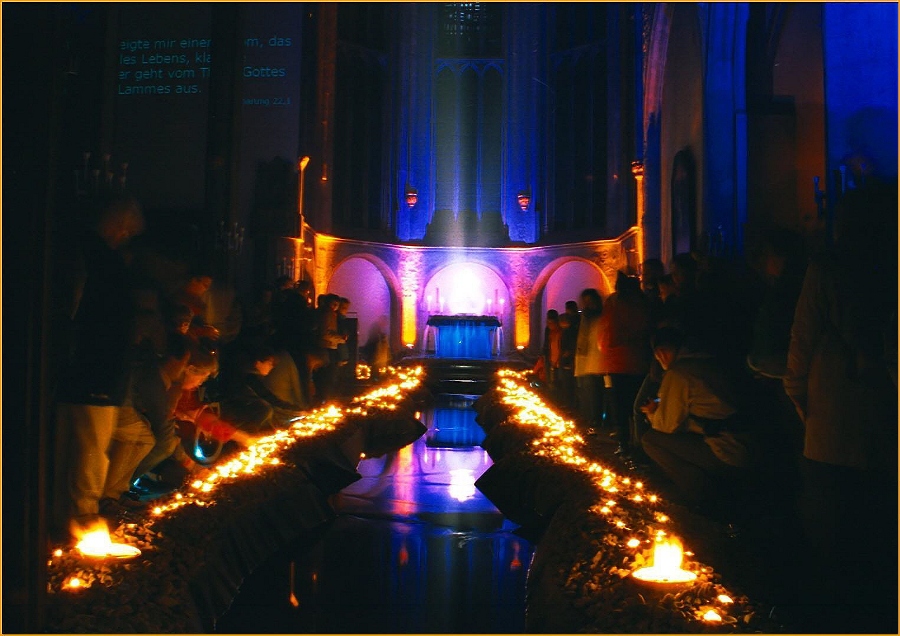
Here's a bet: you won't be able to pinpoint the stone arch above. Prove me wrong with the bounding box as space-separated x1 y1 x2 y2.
421 260 512 354
422 260 510 317
659 4 704 265
326 254 402 354
530 257 605 348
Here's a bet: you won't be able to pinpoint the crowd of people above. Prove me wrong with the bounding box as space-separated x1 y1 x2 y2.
534 180 897 630
49 181 896 629
49 194 368 543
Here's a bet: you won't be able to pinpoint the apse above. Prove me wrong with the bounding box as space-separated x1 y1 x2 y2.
422 262 508 359
327 257 391 350
423 262 508 316
540 259 604 317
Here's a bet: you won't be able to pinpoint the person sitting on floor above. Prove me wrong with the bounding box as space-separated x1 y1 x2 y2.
638 327 753 519
220 342 306 432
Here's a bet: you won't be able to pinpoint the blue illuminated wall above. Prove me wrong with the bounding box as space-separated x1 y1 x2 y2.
393 4 544 244
822 3 898 179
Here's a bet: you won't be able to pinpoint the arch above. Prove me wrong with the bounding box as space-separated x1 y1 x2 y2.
660 4 704 264
531 256 606 323
422 261 510 317
422 261 510 357
326 254 401 354
643 4 675 140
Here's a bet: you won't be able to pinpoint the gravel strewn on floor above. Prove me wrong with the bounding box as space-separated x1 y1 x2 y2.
45 373 427 633
472 374 783 633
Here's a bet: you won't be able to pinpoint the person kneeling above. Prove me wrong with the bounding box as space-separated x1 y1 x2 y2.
639 327 753 522
219 342 306 434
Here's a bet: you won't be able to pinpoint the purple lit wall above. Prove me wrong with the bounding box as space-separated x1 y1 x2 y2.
326 257 392 350
660 4 704 259
540 260 604 318
422 262 509 317
315 229 639 356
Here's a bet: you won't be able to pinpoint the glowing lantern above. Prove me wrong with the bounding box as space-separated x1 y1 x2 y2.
405 186 418 208
516 190 530 211
631 537 696 585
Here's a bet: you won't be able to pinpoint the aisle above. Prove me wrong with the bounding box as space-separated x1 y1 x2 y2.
217 395 533 633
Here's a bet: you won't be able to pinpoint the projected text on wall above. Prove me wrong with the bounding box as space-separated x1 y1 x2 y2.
118 37 211 95
117 35 294 102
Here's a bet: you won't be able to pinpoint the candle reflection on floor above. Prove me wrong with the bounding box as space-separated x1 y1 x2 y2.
217 394 533 634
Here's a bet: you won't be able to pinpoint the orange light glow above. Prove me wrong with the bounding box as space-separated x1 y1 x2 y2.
514 312 529 350
399 539 409 567
402 293 417 347
392 443 416 516
632 538 696 585
74 521 141 560
66 577 84 590
631 161 646 273
510 541 522 570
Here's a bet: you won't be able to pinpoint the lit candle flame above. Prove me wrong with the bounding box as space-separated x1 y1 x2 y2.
702 609 722 622
632 538 696 584
74 522 141 559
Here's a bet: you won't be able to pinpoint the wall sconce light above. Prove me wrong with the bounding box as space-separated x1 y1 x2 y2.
405 186 418 208
517 190 531 211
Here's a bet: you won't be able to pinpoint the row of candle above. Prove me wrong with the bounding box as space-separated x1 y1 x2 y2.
55 366 425 589
492 369 741 625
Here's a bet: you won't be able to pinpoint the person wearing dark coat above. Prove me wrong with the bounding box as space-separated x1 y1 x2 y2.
782 182 898 632
52 195 145 537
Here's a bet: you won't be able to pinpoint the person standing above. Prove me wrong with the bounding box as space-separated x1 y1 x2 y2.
573 288 605 433
52 195 145 538
782 182 897 631
540 309 562 398
599 272 653 455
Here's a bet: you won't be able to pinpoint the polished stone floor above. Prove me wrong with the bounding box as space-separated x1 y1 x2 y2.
217 395 533 633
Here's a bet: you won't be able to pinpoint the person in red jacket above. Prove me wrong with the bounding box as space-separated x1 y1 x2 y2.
598 272 653 455
174 346 261 450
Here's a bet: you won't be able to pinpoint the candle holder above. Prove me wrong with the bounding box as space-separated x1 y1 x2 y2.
75 525 141 561
631 537 696 589
74 150 130 199
216 221 245 255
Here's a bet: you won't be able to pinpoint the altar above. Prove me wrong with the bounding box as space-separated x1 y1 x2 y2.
424 315 503 359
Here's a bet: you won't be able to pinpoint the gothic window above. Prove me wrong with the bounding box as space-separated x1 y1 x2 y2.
433 65 503 217
438 3 501 57
433 3 503 218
